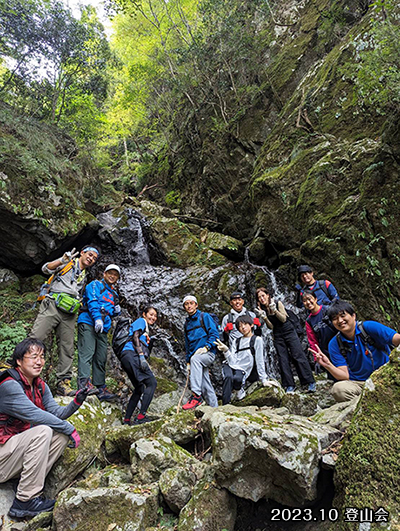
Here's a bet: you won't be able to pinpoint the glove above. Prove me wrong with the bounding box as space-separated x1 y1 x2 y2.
295 283 303 291
214 339 229 353
269 301 277 312
253 317 261 327
60 248 79 265
94 319 104 333
262 379 269 387
68 429 81 448
256 308 267 320
139 354 149 370
74 387 89 405
224 322 234 332
194 347 208 356
114 304 121 316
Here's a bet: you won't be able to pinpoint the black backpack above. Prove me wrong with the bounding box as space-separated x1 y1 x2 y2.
286 309 304 338
235 335 257 357
185 311 220 335
112 317 133 360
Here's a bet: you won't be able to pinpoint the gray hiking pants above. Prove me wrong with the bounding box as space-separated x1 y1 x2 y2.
189 351 218 407
30 297 77 383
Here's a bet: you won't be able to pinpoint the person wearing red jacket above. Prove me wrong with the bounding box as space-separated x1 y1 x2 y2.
0 338 90 519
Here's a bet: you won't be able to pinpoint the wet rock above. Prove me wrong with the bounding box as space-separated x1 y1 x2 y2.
44 397 121 497
177 469 237 531
130 436 197 483
0 268 19 288
53 484 159 531
201 406 342 506
159 466 197 513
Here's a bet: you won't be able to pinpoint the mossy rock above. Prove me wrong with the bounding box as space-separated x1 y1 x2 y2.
333 350 400 530
238 381 284 408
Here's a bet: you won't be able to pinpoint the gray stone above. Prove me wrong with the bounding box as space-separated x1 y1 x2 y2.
159 466 197 513
311 398 358 431
0 268 19 288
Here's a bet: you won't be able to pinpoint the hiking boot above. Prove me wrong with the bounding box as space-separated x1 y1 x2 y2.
307 382 317 393
78 378 99 395
56 379 75 397
182 393 203 410
97 385 117 402
9 496 55 518
236 387 246 401
131 415 158 426
285 386 295 394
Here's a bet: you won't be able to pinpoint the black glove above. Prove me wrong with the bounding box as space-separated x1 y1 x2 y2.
74 384 98 405
139 354 149 370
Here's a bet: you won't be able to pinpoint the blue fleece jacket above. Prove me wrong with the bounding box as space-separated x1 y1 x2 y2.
78 279 118 333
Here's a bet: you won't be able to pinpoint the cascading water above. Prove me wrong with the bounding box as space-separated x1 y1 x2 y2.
97 208 304 391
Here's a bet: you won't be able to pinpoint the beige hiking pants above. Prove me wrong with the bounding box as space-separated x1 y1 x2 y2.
0 425 69 501
331 380 365 402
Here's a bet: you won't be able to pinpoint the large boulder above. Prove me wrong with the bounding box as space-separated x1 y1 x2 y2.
44 397 121 497
201 405 342 506
53 484 159 531
159 466 198 513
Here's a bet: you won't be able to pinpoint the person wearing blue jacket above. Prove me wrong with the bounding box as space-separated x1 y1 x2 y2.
310 300 400 402
77 264 121 401
295 265 339 308
182 295 218 410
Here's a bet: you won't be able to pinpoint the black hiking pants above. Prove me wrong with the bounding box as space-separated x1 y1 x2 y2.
222 364 246 405
274 328 314 389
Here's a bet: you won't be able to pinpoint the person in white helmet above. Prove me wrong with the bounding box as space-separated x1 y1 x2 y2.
77 264 121 400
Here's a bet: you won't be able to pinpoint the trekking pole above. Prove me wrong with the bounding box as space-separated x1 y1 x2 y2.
176 370 190 413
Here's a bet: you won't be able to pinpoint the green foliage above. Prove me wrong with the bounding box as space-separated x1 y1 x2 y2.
0 321 28 360
164 190 181 208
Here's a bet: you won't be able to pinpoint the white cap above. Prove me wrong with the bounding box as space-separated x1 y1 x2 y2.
104 264 121 275
183 295 198 305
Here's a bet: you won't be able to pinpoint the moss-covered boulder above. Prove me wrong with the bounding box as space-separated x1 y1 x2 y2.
159 466 198 513
105 420 165 462
237 380 284 408
130 436 197 483
333 350 400 530
177 469 237 531
312 397 358 431
53 484 159 531
44 397 121 497
75 464 133 490
200 405 342 506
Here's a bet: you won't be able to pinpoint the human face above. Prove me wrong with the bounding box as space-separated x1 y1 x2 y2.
257 291 270 307
184 300 198 316
104 270 120 286
143 308 157 325
237 321 253 338
300 271 315 286
331 311 357 339
302 295 319 313
17 346 45 383
80 250 98 269
230 297 244 312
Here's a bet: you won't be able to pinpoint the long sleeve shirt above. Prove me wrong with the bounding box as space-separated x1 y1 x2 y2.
225 335 267 381
184 310 219 362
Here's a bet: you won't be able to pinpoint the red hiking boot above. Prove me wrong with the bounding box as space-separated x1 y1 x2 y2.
182 393 203 410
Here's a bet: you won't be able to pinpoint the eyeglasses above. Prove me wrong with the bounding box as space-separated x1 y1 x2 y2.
24 354 45 362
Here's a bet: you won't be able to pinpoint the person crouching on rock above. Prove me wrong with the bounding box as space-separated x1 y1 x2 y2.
120 306 158 425
215 314 268 404
0 338 90 519
182 295 218 410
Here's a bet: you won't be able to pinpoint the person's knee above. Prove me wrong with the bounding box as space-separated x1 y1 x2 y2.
331 381 362 402
31 425 53 442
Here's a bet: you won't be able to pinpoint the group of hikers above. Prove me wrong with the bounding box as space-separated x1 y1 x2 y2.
1 247 399 519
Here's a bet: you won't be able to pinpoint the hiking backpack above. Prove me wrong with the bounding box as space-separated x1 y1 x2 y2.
286 308 304 338
112 316 133 360
184 311 220 336
235 335 257 357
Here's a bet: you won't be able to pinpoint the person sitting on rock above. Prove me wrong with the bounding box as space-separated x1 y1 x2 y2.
256 287 316 394
120 306 158 425
182 295 218 410
77 264 122 401
221 291 261 347
295 264 339 309
30 246 99 397
215 314 269 404
0 338 90 519
310 300 400 403
302 289 336 378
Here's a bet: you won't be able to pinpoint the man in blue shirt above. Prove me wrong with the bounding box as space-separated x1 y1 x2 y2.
310 300 400 402
182 295 218 410
295 264 339 308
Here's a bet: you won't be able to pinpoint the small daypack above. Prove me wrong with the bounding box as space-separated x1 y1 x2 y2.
112 317 133 360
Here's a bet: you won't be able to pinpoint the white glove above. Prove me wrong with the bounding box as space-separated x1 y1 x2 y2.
114 304 121 315
194 346 208 356
269 301 277 312
94 319 104 333
60 248 79 264
214 339 229 353
256 308 267 320
262 379 269 387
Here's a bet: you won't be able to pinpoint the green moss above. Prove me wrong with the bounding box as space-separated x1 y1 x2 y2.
155 377 178 395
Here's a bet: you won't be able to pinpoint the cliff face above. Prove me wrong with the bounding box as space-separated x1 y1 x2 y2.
143 0 400 323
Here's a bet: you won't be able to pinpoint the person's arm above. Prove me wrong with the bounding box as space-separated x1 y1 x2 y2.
0 381 75 435
309 341 349 381
274 301 287 323
203 313 219 351
326 281 339 301
305 321 319 358
132 330 144 354
41 385 80 420
254 337 267 381
295 285 304 308
224 341 237 367
86 281 103 323
392 333 400 347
